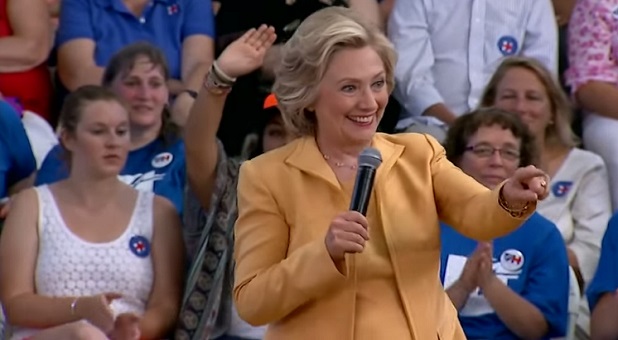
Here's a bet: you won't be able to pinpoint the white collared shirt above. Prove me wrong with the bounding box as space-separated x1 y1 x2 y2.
388 0 558 128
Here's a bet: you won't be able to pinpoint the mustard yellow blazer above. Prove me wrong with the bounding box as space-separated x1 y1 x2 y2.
233 133 532 340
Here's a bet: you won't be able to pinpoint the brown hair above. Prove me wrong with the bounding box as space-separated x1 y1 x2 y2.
58 85 127 164
102 42 181 144
273 7 397 137
480 57 578 148
444 107 538 167
59 85 125 135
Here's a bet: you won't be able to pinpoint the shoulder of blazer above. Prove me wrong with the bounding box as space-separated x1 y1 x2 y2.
239 137 304 176
375 132 442 159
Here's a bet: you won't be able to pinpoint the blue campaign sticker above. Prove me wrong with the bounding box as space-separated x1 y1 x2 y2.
129 235 151 258
497 36 518 56
552 181 573 198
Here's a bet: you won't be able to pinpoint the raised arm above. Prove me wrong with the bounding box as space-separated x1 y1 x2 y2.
427 135 543 240
0 0 52 73
185 25 276 210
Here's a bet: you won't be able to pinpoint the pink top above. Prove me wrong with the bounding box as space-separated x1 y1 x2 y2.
564 0 618 93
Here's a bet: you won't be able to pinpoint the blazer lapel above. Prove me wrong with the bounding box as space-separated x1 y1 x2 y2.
372 134 405 187
285 136 341 190
285 135 405 190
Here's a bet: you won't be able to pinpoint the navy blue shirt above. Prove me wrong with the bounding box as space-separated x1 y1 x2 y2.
56 0 215 79
36 138 186 214
0 101 36 198
440 213 569 340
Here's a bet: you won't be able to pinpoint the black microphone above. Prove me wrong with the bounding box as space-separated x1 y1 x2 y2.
349 147 383 216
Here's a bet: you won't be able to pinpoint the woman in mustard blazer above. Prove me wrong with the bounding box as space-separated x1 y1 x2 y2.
232 7 550 340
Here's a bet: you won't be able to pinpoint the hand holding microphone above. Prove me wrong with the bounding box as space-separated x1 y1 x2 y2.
325 148 382 266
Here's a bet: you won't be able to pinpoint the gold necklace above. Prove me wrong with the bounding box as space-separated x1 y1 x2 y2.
322 154 357 170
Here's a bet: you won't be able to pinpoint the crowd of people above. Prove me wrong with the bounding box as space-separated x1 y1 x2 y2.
1 0 618 339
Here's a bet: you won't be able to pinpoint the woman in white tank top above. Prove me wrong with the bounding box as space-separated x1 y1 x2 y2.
0 85 185 340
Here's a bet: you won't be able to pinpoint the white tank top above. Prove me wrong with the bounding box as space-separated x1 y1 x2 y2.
11 185 155 339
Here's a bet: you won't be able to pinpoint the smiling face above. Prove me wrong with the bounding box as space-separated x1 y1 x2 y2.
458 124 522 189
312 46 389 147
492 67 553 139
109 55 169 131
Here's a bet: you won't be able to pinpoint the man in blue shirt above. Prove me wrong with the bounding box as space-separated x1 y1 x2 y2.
587 214 618 338
55 0 216 124
0 100 36 218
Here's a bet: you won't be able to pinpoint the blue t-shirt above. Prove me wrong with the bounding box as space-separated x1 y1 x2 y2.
0 101 36 199
587 213 618 312
35 138 186 214
55 0 215 79
440 213 569 340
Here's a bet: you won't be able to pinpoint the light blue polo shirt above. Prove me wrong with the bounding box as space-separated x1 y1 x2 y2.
56 0 215 79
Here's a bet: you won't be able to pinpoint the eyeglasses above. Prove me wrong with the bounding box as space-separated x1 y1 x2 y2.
465 144 521 161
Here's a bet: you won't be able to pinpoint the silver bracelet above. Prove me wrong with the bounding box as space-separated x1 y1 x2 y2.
212 61 236 85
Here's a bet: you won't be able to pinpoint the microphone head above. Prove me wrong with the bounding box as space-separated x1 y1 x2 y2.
358 147 382 169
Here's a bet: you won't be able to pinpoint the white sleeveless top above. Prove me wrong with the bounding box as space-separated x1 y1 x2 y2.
11 185 155 339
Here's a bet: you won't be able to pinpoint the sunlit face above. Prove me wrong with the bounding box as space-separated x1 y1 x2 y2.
110 56 168 130
493 67 553 138
262 113 293 153
63 100 131 178
458 125 522 189
312 46 389 146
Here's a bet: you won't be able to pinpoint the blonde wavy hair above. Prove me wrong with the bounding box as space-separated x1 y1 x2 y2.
273 6 397 137
480 57 578 148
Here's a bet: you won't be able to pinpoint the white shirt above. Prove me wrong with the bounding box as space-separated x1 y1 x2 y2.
388 0 558 128
537 148 611 285
21 111 58 169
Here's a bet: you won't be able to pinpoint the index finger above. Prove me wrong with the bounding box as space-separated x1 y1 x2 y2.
514 166 547 182
343 211 369 229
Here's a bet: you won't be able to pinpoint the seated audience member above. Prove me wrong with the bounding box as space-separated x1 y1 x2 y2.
441 108 569 339
36 43 187 215
0 85 184 340
178 25 281 340
0 100 36 220
213 0 383 156
480 57 611 292
3 92 58 168
565 0 618 211
587 214 618 339
0 0 54 122
388 0 558 142
55 0 215 124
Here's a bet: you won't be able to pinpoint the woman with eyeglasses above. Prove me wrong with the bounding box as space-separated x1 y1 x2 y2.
440 108 570 340
480 57 612 297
